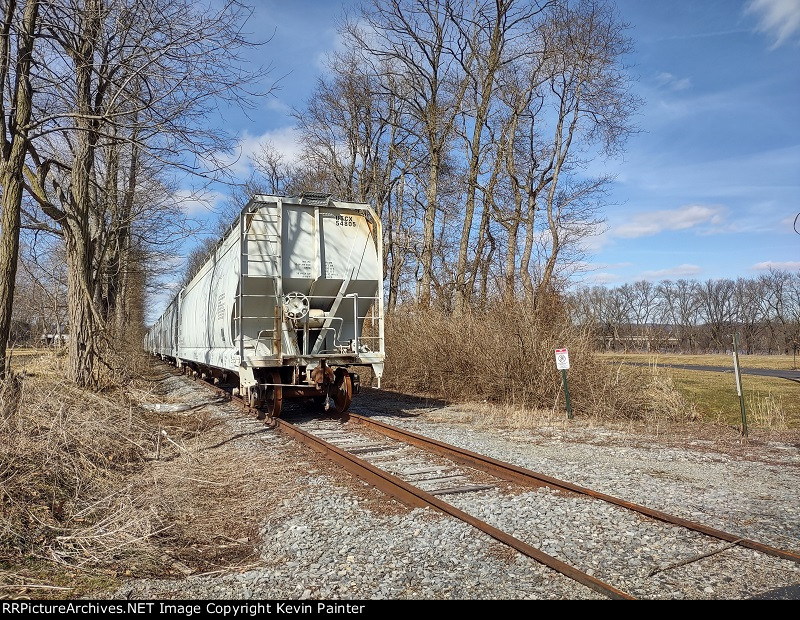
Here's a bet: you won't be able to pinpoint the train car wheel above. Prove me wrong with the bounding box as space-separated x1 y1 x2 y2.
331 373 352 414
264 370 283 417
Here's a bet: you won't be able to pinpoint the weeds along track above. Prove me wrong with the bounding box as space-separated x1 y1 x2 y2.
159 362 800 600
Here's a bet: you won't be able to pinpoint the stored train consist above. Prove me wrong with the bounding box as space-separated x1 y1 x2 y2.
145 193 385 417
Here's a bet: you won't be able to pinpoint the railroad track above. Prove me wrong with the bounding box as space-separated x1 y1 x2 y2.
276 411 800 600
165 363 800 599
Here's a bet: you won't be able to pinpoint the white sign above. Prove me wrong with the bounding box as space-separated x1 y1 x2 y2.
555 348 570 370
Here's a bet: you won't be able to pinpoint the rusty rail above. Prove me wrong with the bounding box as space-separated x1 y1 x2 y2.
346 412 800 565
274 416 634 600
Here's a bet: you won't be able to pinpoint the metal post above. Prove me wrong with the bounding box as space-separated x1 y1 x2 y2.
561 369 573 419
238 209 245 363
352 293 359 354
732 333 747 438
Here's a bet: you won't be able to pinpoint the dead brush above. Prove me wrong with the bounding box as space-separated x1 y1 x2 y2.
1 346 268 597
747 392 787 430
0 372 23 422
384 300 697 427
639 364 699 427
0 350 173 589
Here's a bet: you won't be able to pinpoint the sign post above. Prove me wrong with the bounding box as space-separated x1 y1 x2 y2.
732 333 747 438
555 348 572 419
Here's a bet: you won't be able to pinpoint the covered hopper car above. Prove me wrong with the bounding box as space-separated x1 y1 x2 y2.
144 193 385 416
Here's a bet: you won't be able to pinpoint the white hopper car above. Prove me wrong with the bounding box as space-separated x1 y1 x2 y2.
144 193 385 416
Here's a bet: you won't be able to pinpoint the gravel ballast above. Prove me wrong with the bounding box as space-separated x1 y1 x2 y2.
117 377 800 600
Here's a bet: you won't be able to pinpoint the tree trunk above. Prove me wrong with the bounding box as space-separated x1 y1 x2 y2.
65 0 103 387
0 0 39 377
0 164 23 375
387 172 405 312
65 232 103 387
520 192 536 299
418 152 439 307
453 8 505 315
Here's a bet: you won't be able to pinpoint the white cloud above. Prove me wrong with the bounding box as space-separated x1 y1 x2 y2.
639 264 702 280
584 272 622 285
781 213 800 232
145 281 180 325
315 25 353 70
265 97 292 115
614 205 726 239
258 126 304 163
655 72 691 91
577 260 633 270
745 0 800 48
174 188 227 216
570 261 633 285
158 257 185 272
580 228 612 252
751 260 800 271
224 127 304 177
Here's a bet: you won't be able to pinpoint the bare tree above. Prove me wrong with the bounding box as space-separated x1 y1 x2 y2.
20 0 272 387
348 0 471 307
760 268 797 354
14 239 68 344
450 0 547 313
657 278 701 352
0 0 39 375
787 271 800 357
492 52 548 299
178 237 218 288
697 278 736 352
267 0 640 314
733 276 766 354
250 141 295 196
624 279 658 349
569 273 800 355
602 284 628 350
533 0 636 305
293 49 413 219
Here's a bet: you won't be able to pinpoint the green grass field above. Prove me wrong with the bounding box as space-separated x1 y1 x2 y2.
600 352 799 429
600 351 799 370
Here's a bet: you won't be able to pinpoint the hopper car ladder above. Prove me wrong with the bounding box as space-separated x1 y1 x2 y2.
236 202 283 362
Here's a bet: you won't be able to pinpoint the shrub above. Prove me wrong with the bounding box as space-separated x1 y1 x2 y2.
382 298 695 423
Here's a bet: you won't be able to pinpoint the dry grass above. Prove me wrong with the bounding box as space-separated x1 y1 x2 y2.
0 352 160 597
0 349 279 599
2 356 152 552
381 305 795 432
747 392 787 430
598 353 799 430
383 301 697 427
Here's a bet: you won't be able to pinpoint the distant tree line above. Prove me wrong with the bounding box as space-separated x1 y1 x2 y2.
7 240 67 345
568 270 800 354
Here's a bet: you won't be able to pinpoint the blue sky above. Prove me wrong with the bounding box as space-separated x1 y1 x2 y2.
184 0 800 290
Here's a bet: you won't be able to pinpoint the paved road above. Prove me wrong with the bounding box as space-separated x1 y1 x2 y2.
624 362 800 382
751 584 800 600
